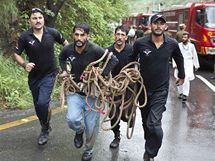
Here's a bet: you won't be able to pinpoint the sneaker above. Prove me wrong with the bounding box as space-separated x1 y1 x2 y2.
110 137 120 149
81 150 93 161
74 132 84 148
143 152 154 161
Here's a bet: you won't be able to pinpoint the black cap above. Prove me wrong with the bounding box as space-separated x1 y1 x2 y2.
150 13 166 24
29 8 44 17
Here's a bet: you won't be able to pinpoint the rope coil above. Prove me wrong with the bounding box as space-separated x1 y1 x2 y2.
59 50 147 138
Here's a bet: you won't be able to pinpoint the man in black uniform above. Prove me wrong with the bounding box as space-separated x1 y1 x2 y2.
14 8 68 145
106 25 133 149
59 23 118 161
131 14 185 161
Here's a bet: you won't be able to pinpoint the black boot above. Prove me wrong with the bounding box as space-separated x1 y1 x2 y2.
110 133 120 149
38 121 52 145
81 150 93 161
74 131 84 148
143 152 154 161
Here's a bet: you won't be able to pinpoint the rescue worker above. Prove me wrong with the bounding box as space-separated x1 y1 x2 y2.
106 25 133 149
131 13 185 161
13 8 68 145
59 22 118 161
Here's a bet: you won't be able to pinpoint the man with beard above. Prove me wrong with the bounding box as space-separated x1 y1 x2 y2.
106 25 133 149
131 14 185 161
14 8 68 145
173 32 200 102
59 23 118 161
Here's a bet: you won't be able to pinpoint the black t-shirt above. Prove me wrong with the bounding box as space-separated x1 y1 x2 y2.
59 41 105 83
107 43 133 77
15 26 65 79
132 35 185 91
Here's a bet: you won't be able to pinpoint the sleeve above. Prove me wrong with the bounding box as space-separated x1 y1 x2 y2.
59 46 69 71
94 45 119 76
102 53 119 76
191 44 200 68
172 44 185 79
130 41 139 61
14 35 25 55
52 28 66 45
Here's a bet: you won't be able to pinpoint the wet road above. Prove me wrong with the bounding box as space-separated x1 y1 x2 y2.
0 69 215 161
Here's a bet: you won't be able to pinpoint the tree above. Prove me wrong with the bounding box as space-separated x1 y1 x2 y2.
0 0 18 56
45 0 66 27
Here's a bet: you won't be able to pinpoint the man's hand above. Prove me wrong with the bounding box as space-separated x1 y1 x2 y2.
59 71 69 78
176 78 184 86
25 62 35 72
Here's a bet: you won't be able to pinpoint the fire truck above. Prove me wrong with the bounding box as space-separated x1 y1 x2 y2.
122 12 153 32
160 2 215 70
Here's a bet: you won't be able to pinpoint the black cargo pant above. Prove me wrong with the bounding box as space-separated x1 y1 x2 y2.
109 89 133 137
140 88 168 158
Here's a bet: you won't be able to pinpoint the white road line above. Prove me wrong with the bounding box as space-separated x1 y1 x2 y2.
196 75 215 93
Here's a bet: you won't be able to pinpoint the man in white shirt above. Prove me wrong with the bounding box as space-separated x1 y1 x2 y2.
173 32 200 102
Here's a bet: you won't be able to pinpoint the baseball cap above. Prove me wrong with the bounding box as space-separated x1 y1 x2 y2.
150 13 166 24
29 8 44 17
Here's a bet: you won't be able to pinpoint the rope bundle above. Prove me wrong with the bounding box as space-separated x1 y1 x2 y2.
59 50 147 138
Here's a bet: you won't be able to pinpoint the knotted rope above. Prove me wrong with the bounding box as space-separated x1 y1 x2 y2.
59 49 147 138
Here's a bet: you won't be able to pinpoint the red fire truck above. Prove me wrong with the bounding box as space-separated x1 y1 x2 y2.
122 12 153 32
160 2 215 70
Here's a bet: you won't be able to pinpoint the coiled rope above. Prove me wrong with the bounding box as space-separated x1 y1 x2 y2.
59 49 147 139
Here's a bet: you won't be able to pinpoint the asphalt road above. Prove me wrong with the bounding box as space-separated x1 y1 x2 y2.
0 69 215 161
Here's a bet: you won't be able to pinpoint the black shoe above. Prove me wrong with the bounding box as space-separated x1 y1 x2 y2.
143 152 154 161
81 151 93 161
74 132 84 148
38 123 52 145
110 137 120 149
182 95 187 102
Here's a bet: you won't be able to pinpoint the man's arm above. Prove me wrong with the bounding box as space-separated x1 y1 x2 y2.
172 45 185 79
172 44 185 86
102 53 118 76
13 53 35 72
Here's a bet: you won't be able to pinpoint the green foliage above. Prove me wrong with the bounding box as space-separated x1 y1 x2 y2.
0 56 32 109
56 0 128 47
0 0 18 55
0 0 129 109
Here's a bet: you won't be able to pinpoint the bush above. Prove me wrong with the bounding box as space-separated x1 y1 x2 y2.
0 56 32 109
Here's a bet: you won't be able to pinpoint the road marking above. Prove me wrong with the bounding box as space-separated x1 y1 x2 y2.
196 75 215 93
0 107 66 131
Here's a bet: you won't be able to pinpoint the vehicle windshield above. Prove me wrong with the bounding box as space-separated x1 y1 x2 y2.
205 6 215 28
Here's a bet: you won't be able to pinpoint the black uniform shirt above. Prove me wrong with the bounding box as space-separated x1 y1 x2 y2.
107 43 133 77
132 35 185 91
15 26 65 79
59 41 105 83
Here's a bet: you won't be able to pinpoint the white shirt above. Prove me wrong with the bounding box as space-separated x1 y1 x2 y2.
173 42 200 80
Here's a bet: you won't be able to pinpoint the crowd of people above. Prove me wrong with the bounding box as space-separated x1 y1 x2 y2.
13 7 202 161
